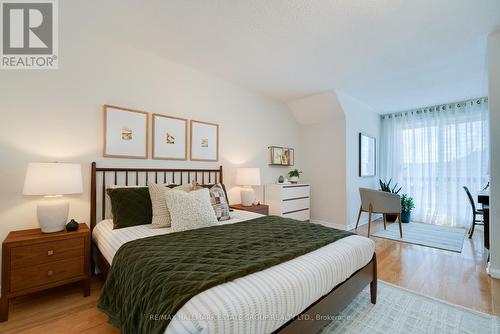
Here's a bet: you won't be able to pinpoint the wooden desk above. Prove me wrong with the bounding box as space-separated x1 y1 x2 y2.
478 190 489 206
477 191 489 251
483 205 490 250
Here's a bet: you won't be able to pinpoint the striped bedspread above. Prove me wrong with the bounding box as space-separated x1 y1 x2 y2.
93 211 375 333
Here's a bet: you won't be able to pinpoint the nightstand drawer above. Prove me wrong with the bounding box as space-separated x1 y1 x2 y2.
11 237 84 269
10 257 85 293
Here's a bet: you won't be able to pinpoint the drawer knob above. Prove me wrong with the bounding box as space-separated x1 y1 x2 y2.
47 250 54 256
47 270 53 277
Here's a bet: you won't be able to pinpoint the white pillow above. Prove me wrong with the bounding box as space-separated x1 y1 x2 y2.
148 182 193 228
165 188 218 232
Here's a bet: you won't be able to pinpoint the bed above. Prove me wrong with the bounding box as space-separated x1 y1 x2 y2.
90 163 377 334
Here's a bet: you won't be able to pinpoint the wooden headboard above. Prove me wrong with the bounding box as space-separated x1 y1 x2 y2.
90 162 223 231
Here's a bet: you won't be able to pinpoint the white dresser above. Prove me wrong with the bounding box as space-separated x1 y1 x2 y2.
264 183 310 221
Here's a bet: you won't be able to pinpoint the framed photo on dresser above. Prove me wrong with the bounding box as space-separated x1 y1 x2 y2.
190 120 219 161
103 105 149 159
152 113 188 160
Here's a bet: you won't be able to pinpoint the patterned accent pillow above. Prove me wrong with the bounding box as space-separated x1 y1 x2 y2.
165 188 218 232
192 183 231 221
148 182 194 228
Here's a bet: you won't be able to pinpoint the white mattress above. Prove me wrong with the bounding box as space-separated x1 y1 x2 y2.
93 210 375 334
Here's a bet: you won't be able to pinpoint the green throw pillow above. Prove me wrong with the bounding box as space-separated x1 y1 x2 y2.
107 187 152 229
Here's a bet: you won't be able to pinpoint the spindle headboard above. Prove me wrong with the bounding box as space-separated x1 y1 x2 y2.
90 162 223 231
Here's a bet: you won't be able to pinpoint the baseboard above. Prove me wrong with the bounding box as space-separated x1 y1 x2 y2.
310 219 350 231
352 213 383 230
310 214 382 231
311 214 383 231
486 263 500 279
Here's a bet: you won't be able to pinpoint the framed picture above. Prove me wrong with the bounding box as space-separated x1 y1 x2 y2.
271 147 284 164
190 120 219 161
288 148 295 166
152 113 188 160
269 146 294 166
103 105 148 159
359 133 376 177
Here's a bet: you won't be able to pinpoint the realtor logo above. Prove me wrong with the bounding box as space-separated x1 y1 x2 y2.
1 0 58 69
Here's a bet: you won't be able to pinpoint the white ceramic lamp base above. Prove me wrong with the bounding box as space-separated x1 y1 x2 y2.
37 198 69 233
240 187 255 207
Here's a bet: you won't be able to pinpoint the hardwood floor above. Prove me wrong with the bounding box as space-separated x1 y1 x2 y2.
0 279 117 334
355 219 500 317
0 220 498 333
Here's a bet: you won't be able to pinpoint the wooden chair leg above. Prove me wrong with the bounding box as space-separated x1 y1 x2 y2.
397 214 403 238
355 206 363 230
383 213 387 230
367 204 373 237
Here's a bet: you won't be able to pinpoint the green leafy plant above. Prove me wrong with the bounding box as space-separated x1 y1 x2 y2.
401 194 415 213
288 169 302 178
379 178 402 194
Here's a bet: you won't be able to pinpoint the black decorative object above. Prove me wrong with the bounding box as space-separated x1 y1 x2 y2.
66 219 79 232
278 175 284 183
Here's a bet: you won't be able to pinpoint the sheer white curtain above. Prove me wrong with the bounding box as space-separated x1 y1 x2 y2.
380 98 489 228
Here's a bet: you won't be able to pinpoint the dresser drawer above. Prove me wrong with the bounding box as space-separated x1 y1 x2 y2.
282 197 309 214
10 257 85 293
282 186 310 200
283 209 310 221
10 237 84 269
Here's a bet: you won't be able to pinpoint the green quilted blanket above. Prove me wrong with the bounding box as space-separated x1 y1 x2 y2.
98 215 353 334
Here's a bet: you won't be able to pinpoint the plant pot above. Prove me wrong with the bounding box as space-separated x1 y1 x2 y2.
386 214 397 223
401 212 411 224
289 176 299 184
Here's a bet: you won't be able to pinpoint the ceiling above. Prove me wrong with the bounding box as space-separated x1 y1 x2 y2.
100 0 500 113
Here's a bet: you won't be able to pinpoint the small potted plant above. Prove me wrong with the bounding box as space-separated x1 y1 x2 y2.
288 169 302 184
400 194 415 223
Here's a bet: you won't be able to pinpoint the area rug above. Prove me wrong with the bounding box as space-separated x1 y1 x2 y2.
322 281 499 334
371 222 466 252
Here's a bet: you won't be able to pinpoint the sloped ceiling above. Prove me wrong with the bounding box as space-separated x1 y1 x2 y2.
288 92 345 125
96 0 500 113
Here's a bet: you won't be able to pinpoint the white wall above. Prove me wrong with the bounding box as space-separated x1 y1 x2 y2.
0 2 300 269
288 92 380 229
338 92 381 229
288 93 347 228
487 31 500 278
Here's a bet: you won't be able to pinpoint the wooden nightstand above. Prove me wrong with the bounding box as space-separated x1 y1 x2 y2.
230 204 269 216
0 223 90 322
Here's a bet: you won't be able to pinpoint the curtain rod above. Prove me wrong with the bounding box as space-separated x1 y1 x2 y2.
382 97 488 119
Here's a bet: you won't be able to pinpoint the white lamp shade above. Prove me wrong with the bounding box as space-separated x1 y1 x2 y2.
236 168 261 186
23 162 83 196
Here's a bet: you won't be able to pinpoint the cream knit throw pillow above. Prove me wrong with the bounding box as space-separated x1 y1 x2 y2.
166 188 218 232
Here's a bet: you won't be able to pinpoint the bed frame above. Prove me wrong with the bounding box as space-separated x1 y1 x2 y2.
90 162 377 334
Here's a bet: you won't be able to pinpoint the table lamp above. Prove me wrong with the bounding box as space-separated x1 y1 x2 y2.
23 162 83 233
236 168 261 206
